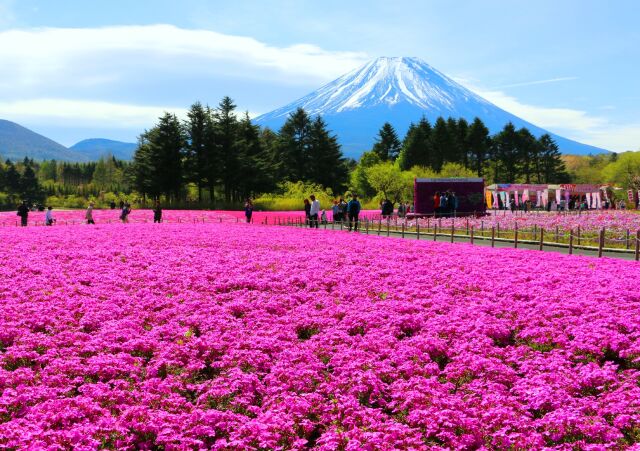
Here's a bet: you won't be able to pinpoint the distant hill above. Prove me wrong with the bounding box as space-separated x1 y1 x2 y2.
0 119 87 161
69 138 137 161
256 56 610 158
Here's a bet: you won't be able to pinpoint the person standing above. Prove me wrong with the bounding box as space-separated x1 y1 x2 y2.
45 206 55 226
303 198 311 226
451 192 458 217
347 194 361 232
331 200 340 223
121 203 131 223
17 201 29 227
244 198 253 223
338 197 348 223
86 202 95 225
153 200 162 223
309 194 320 228
433 191 441 217
397 201 405 219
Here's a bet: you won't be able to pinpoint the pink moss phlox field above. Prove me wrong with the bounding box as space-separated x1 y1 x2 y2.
1 222 640 449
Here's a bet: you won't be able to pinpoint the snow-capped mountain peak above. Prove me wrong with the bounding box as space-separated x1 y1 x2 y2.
255 56 608 157
261 56 487 120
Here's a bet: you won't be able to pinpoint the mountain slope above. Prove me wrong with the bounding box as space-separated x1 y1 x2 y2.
69 138 137 161
0 119 87 161
256 57 608 158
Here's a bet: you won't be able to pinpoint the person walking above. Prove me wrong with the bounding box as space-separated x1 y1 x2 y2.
17 201 29 227
153 200 162 223
244 198 253 223
309 194 320 228
338 197 348 224
347 193 362 232
86 202 95 225
45 206 55 226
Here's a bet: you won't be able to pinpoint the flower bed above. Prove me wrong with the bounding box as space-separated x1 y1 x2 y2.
1 223 640 448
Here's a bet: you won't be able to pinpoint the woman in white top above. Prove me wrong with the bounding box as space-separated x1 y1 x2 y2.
45 206 55 226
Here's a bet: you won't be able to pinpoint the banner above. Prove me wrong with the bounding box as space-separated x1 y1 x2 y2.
586 192 592 209
628 190 635 202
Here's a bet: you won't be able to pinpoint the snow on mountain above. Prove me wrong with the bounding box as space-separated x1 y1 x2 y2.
255 56 609 158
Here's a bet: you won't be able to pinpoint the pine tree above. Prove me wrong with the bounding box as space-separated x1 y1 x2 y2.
430 117 451 172
203 106 221 203
538 134 569 182
307 116 348 193
398 117 432 170
517 128 537 183
215 97 239 203
236 112 274 197
276 108 312 182
184 102 208 202
372 122 402 162
492 122 520 182
19 158 44 203
467 118 490 177
132 113 185 201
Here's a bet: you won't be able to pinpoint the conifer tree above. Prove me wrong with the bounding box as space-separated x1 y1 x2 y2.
276 108 312 182
467 117 490 177
430 117 451 172
216 96 239 203
307 116 348 193
372 122 402 162
398 117 432 170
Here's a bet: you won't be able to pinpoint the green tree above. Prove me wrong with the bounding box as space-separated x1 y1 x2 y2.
307 116 348 193
215 96 239 203
430 117 451 172
466 118 490 177
602 151 640 188
350 151 381 198
276 108 311 182
492 122 520 182
397 117 432 170
538 134 569 182
132 112 185 201
184 101 209 202
372 122 402 162
365 162 412 203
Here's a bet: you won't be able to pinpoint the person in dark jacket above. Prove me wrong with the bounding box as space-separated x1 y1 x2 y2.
347 194 362 232
381 199 393 219
303 198 311 226
17 201 29 227
153 200 162 223
244 198 253 223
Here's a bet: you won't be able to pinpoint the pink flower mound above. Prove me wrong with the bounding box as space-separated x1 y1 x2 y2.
1 223 640 449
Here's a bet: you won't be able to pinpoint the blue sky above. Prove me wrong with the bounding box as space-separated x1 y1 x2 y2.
0 0 638 151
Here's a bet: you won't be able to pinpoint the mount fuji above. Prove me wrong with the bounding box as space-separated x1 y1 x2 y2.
255 57 608 158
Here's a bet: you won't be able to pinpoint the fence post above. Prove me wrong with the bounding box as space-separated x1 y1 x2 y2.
555 226 559 243
470 225 474 245
514 222 518 249
568 228 574 255
416 220 420 240
635 230 639 261
365 218 369 235
386 219 390 237
598 228 604 258
533 224 537 240
401 222 405 238
577 226 581 245
378 219 381 236
466 218 469 235
539 228 544 251
491 226 495 248
450 220 454 243
626 229 631 250
497 223 500 238
433 223 437 241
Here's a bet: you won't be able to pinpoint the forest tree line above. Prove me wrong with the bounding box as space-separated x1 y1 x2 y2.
0 95 636 209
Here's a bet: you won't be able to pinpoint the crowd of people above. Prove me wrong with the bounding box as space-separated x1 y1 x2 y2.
433 191 459 218
302 194 363 231
15 200 163 226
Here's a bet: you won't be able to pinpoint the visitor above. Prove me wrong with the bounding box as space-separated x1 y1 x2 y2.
332 200 340 223
510 197 516 213
303 198 311 226
381 198 393 219
321 209 328 225
450 192 458 217
17 201 29 227
244 198 253 223
440 192 449 217
119 200 125 210
347 193 361 232
309 194 320 228
338 197 348 223
397 202 405 218
433 191 440 217
109 201 116 210
120 203 131 223
86 202 95 225
153 200 163 223
619 200 626 210
45 206 55 226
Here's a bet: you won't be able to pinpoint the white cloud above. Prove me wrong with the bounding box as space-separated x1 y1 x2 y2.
0 98 188 127
0 24 367 90
455 78 638 152
491 77 578 90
